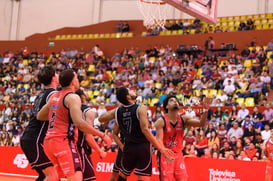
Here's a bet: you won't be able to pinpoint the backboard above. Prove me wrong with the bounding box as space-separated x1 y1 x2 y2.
162 0 218 24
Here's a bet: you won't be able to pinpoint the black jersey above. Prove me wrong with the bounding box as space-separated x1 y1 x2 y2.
21 87 56 142
77 104 92 155
115 104 148 144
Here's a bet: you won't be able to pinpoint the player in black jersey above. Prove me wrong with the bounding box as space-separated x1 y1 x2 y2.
99 87 175 181
75 88 107 181
20 65 59 181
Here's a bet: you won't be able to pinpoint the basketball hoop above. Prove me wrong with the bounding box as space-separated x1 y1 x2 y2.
137 0 168 30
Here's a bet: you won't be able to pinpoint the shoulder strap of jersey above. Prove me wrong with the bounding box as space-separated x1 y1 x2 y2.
161 115 166 130
179 114 185 128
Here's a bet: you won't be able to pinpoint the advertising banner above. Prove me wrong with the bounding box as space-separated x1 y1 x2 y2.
0 146 267 181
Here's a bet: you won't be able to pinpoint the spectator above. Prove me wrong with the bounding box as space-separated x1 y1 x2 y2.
224 80 235 98
227 122 243 141
208 130 220 148
243 123 255 142
252 106 264 132
183 129 196 146
263 103 273 127
267 38 273 51
237 104 249 123
238 150 251 161
219 141 232 158
195 129 208 157
238 20 247 31
261 124 271 141
246 18 254 30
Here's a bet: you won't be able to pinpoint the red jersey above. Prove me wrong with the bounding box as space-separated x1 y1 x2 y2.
45 90 77 140
266 139 273 161
162 113 185 153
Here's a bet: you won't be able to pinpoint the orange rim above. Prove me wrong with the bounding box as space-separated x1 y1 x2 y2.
139 0 166 5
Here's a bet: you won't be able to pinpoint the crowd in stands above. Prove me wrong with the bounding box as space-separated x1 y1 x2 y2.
116 21 130 33
0 37 273 162
145 17 257 36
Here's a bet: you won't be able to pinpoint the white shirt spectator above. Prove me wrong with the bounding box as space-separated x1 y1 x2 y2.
185 109 196 118
224 84 235 94
237 108 249 120
227 126 243 140
223 77 234 86
261 130 271 141
216 93 228 102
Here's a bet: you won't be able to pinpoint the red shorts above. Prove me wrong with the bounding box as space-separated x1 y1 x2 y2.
44 137 82 177
157 151 188 181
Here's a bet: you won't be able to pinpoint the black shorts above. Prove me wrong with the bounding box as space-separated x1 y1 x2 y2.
20 139 53 170
112 148 123 173
120 142 152 177
78 147 96 181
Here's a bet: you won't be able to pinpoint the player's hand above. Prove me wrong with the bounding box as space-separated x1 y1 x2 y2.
203 97 213 110
102 134 112 148
99 149 107 159
161 148 175 163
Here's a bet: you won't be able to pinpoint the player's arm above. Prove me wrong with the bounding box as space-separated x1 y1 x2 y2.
113 121 124 151
139 105 175 160
84 109 106 158
154 117 166 149
184 98 212 127
98 108 116 123
66 94 112 148
37 102 50 121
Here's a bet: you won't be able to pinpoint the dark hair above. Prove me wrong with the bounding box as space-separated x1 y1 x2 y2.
59 69 75 87
116 87 129 105
75 89 84 97
163 95 177 113
37 65 55 86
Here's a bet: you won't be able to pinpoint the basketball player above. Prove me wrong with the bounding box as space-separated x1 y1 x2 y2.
108 128 124 181
37 69 112 181
75 88 107 181
155 95 211 181
99 87 175 181
20 65 59 181
263 128 273 181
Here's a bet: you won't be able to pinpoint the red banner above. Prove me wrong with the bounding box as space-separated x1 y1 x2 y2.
0 146 267 181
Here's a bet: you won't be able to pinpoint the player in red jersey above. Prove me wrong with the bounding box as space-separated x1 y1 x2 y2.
37 69 112 181
263 128 273 181
155 95 211 181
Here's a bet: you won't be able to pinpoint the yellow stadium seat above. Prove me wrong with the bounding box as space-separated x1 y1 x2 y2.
23 59 29 66
71 34 77 39
110 33 116 38
150 97 159 106
55 35 61 40
236 98 245 106
245 97 255 107
88 34 94 39
178 30 183 35
202 89 209 97
155 82 162 89
116 33 122 38
81 34 87 39
244 59 252 68
172 30 178 35
93 34 99 38
127 32 133 37
166 30 172 35
209 89 218 98
87 64 96 72
24 84 30 89
99 34 105 38
93 90 100 97
87 90 93 99
77 34 83 39
267 51 273 59
105 33 110 38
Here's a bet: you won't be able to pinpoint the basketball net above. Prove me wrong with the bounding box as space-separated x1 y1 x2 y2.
137 0 168 30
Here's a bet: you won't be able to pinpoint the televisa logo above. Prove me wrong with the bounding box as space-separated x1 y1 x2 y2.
208 168 241 181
